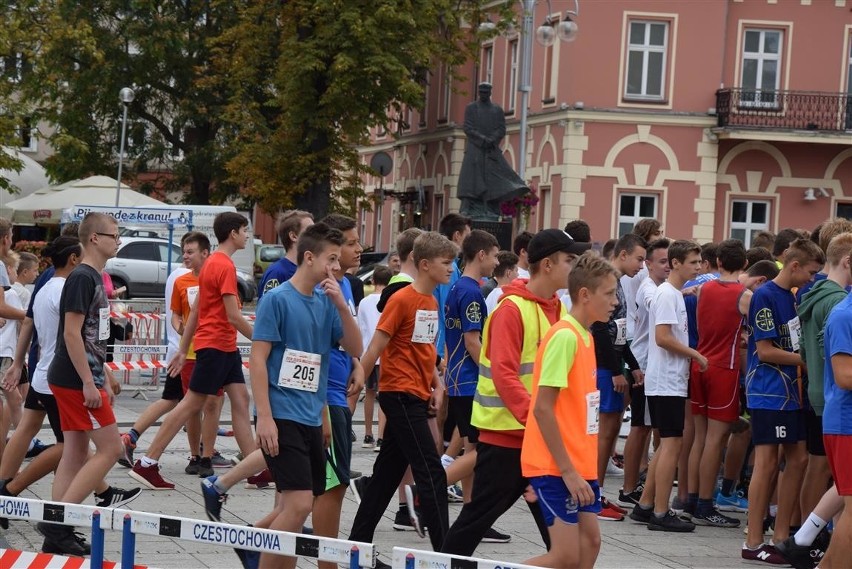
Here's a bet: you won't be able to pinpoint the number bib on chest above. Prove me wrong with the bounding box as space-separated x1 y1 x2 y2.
278 349 321 392
98 307 110 341
614 318 627 346
411 310 438 344
787 316 801 352
187 286 199 309
586 391 600 435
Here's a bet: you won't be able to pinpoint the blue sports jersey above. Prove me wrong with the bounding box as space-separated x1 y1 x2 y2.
444 276 486 397
684 272 718 349
258 257 298 299
823 292 852 435
745 281 802 411
433 259 461 356
323 276 356 407
252 281 343 426
795 271 826 305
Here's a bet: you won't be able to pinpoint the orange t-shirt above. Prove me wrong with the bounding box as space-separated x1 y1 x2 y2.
376 284 438 401
171 271 199 359
194 251 239 352
521 314 599 480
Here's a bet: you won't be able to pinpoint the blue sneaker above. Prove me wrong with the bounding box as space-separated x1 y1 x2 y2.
201 476 227 521
234 547 260 569
715 489 748 513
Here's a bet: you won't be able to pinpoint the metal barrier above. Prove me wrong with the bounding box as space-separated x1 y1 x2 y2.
109 299 166 399
393 547 540 569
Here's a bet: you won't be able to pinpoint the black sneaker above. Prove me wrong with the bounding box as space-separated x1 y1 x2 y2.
234 546 260 569
629 504 653 524
393 507 418 531
349 475 370 505
403 485 425 538
185 456 200 475
618 486 644 507
693 507 740 528
0 479 12 530
95 485 142 508
482 527 511 543
38 522 88 556
25 439 52 459
648 510 696 532
197 457 214 478
776 535 816 569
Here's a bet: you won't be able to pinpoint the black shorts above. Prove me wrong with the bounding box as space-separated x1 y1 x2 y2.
19 363 29 385
448 395 479 443
189 349 244 395
365 366 378 390
647 395 687 438
806 409 826 456
161 373 184 401
750 408 807 446
327 405 352 486
630 385 651 428
262 419 326 495
23 389 63 443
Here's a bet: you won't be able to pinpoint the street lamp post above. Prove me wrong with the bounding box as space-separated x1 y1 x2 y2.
115 87 135 206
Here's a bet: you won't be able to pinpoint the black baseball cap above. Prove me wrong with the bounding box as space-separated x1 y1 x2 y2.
527 229 592 264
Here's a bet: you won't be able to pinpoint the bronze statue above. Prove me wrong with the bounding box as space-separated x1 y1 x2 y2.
457 82 530 220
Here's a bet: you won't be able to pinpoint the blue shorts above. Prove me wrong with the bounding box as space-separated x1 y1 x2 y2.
596 369 625 413
750 408 806 445
530 476 601 526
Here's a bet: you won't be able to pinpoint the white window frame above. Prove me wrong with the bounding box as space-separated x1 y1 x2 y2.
624 21 669 101
740 29 783 108
730 199 769 248
481 44 494 85
617 193 658 236
440 66 452 122
507 39 519 114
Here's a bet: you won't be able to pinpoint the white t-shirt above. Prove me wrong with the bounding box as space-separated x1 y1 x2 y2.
11 282 31 310
357 292 382 364
645 281 689 397
485 286 504 314
622 265 648 341
0 268 10 290
31 277 65 394
164 266 191 362
631 277 658 371
517 267 530 279
0 289 22 357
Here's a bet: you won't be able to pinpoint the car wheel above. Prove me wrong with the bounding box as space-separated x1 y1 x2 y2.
111 276 129 299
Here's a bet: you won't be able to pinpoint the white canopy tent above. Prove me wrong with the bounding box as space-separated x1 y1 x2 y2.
0 147 51 203
0 175 164 224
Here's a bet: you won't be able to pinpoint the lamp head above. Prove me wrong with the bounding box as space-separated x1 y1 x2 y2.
557 16 579 42
535 24 557 46
119 87 135 104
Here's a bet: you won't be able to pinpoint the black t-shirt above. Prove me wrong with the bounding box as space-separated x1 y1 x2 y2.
48 264 109 389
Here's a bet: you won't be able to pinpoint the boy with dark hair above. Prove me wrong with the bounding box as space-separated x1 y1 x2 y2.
564 220 591 244
349 232 457 556
632 218 664 244
686 239 748 528
485 250 519 313
772 228 803 263
631 240 706 532
513 231 534 278
246 222 361 569
751 231 776 252
258 210 314 299
742 238 825 563
132 212 257 489
522 252 619 569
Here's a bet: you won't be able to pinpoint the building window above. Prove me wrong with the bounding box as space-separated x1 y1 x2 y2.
537 186 552 231
1 53 26 82
730 200 769 247
507 39 519 113
846 38 852 130
618 193 658 236
481 44 494 85
740 29 782 107
439 66 452 123
541 21 558 104
836 202 852 221
624 21 668 101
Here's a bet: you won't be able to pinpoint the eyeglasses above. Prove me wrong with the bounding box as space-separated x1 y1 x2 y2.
95 232 120 241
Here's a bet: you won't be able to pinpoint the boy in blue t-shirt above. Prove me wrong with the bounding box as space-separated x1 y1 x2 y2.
248 222 361 569
742 239 824 564
444 229 498 499
257 210 313 299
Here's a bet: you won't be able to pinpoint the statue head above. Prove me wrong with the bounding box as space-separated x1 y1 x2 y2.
478 82 492 103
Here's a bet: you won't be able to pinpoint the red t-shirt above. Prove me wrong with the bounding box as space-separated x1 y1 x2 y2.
194 251 239 352
697 279 746 369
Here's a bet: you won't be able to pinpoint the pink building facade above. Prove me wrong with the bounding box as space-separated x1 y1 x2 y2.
357 0 852 251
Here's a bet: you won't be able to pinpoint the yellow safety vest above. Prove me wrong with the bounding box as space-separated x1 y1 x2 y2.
471 294 566 431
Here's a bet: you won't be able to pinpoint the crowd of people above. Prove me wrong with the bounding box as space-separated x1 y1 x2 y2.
0 210 850 569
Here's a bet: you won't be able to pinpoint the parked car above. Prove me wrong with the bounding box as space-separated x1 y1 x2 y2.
254 244 284 280
106 237 256 303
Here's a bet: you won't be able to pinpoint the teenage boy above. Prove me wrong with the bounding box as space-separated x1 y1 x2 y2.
258 210 314 299
40 213 124 552
591 233 646 521
778 231 852 567
441 229 591 556
348 232 457 554
687 239 748 528
522 253 619 569
619 238 670 508
443 230 499 505
485 251 520 313
132 212 257 488
0 218 25 323
815 287 852 569
630 240 705 532
246 223 361 569
513 231 534 279
742 238 824 564
434 213 472 359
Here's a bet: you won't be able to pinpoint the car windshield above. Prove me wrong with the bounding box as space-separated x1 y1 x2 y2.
261 247 284 262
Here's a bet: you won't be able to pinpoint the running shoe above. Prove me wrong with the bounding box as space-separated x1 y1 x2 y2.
629 504 653 524
362 435 375 448
95 486 142 508
606 458 624 477
648 510 695 532
350 429 357 442
211 451 232 468
118 433 136 468
597 501 625 522
617 486 644 507
201 476 227 522
350 469 363 479
611 453 625 469
716 489 749 513
392 507 417 531
775 536 816 569
692 507 741 528
230 452 244 466
741 543 787 564
25 439 52 459
447 483 464 503
349 475 370 505
38 522 89 556
601 496 627 515
245 469 274 489
670 495 687 514
197 457 214 478
185 456 200 475
482 527 511 543
129 460 175 490
234 546 260 569
373 438 382 452
217 427 234 437
403 485 425 538
0 480 12 529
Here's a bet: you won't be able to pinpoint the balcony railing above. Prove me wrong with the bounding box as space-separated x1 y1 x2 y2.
716 88 852 132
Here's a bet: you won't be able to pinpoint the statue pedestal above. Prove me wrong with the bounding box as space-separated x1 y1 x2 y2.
471 219 513 251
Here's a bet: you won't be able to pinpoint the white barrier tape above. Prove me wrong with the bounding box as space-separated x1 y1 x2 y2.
111 345 252 356
0 549 150 569
0 496 113 529
106 360 250 372
109 312 165 321
393 547 541 569
113 509 374 566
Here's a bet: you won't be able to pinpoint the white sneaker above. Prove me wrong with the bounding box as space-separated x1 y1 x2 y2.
606 458 624 477
440 454 455 469
447 483 464 503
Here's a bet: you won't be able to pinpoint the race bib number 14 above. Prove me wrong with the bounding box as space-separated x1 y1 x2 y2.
412 310 438 344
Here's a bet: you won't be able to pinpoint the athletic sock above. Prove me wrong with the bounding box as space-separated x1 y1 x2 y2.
95 488 111 499
720 478 736 496
769 504 778 517
26 439 35 452
638 503 652 511
794 513 827 546
440 454 454 469
140 456 157 468
212 478 229 495
128 429 140 444
697 498 714 515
